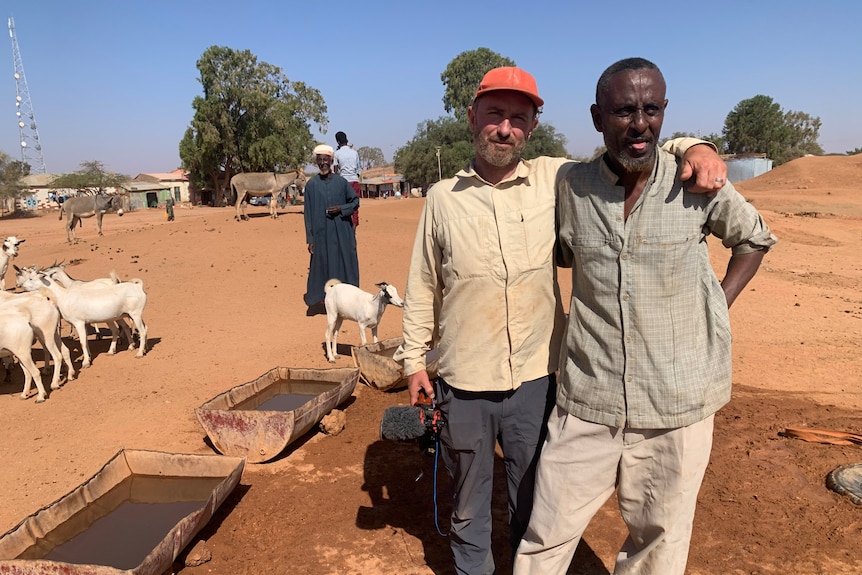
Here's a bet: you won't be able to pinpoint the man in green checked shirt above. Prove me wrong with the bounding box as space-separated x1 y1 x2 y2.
516 57 777 575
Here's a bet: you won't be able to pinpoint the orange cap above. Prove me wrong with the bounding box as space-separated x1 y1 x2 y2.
473 67 544 108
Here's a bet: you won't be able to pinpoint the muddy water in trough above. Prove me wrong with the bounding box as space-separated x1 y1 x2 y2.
24 475 224 569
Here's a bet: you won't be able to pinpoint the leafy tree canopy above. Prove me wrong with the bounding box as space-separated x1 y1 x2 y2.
723 95 822 165
847 147 862 156
357 146 386 170
523 124 568 159
783 110 824 160
394 117 473 190
0 152 30 201
179 45 328 203
50 160 129 194
441 48 515 121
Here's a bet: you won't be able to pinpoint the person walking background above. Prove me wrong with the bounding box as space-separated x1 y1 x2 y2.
303 144 360 316
394 66 728 575
514 57 777 575
165 196 175 221
334 131 362 229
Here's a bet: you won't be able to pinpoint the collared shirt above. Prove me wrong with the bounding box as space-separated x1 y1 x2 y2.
394 156 572 392
556 149 777 428
334 146 361 182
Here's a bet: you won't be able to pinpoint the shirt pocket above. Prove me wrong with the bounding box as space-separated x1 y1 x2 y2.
440 215 494 278
566 234 616 284
633 230 703 298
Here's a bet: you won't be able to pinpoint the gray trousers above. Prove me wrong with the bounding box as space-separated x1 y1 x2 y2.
436 375 555 575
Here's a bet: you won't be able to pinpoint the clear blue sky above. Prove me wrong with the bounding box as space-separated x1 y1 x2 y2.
4 0 860 176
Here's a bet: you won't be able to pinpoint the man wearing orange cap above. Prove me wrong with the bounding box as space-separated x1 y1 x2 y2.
395 66 726 574
303 144 360 315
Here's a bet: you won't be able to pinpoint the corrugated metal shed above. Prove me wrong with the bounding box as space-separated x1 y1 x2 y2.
724 156 773 184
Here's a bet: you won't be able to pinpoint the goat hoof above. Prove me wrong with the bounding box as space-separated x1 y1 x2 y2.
35 396 46 403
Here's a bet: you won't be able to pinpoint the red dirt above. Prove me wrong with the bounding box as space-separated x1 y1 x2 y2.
1 155 860 574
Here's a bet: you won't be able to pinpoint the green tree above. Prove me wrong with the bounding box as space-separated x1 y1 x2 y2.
703 132 727 155
0 152 29 210
357 146 385 170
784 110 824 158
847 147 862 156
50 160 129 194
523 124 568 159
441 48 515 121
723 95 787 159
394 117 473 189
723 95 822 165
179 46 328 205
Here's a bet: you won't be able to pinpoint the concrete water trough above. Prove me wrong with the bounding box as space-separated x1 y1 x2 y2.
351 337 438 391
0 449 244 575
195 366 359 463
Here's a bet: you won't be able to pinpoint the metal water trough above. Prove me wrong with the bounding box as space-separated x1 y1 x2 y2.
195 366 359 464
0 449 244 575
351 337 438 391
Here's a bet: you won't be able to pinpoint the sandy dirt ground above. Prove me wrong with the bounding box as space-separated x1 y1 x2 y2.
0 154 860 574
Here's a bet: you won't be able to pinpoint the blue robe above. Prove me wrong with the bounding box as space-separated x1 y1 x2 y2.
303 172 360 305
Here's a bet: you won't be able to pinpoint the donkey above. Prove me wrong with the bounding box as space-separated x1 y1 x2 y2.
59 194 124 243
231 169 307 221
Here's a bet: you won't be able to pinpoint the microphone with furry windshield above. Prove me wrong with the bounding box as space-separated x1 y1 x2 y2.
379 390 445 455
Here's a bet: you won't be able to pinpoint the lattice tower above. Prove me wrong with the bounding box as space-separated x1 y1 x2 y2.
8 17 46 173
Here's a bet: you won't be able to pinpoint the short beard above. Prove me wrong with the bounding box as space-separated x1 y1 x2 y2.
474 135 526 168
609 145 655 173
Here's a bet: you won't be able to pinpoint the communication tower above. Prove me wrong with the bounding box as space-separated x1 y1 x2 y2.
8 17 46 173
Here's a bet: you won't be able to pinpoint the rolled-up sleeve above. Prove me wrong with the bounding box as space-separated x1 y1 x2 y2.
708 184 778 255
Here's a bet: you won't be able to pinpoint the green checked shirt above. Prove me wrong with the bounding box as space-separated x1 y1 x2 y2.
556 148 777 429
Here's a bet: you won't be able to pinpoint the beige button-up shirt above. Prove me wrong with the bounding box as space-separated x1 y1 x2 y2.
395 156 571 392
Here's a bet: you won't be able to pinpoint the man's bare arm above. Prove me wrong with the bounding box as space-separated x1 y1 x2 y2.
722 250 766 308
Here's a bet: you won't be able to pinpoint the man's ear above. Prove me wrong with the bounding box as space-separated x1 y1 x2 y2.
590 104 603 133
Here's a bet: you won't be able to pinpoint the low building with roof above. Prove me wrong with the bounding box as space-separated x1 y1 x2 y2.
122 180 169 211
134 169 190 203
358 166 408 199
17 173 77 212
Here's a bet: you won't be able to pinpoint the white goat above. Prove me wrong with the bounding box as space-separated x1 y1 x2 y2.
0 306 48 402
0 236 24 290
19 271 148 368
38 264 134 347
0 288 76 390
324 279 403 363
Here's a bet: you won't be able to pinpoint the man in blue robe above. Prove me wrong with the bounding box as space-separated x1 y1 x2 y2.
303 144 360 315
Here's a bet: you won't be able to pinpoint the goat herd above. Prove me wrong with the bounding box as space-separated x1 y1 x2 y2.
0 235 147 403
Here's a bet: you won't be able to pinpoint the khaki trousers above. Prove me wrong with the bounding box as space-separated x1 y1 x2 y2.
514 407 714 575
